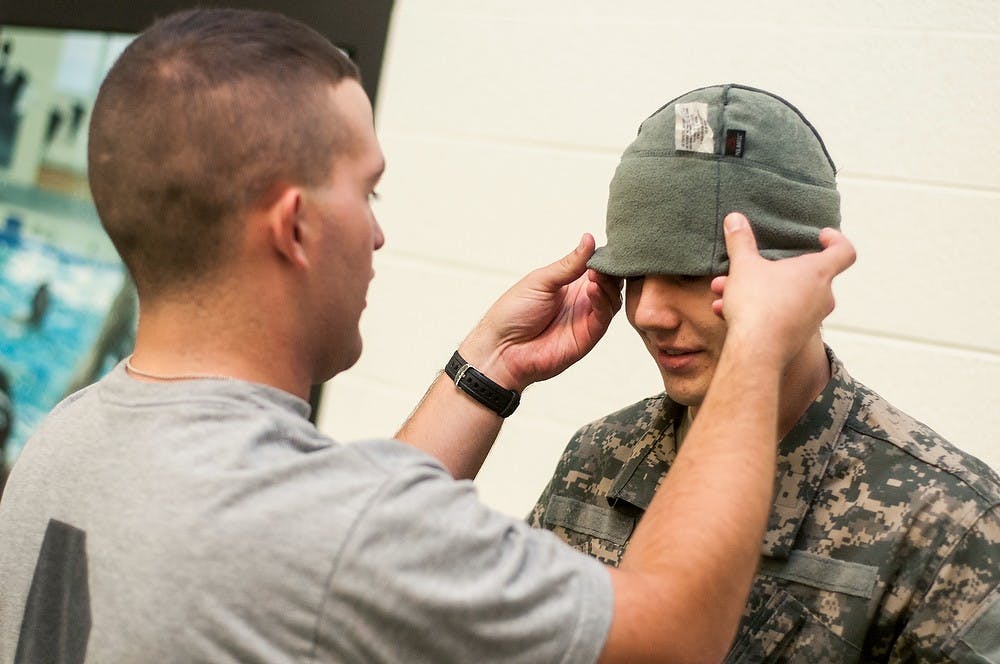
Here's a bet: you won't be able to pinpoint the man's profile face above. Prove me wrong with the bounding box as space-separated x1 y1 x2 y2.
300 79 385 381
625 274 727 409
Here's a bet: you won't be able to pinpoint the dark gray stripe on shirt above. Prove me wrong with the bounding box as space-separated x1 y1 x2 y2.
545 495 634 544
960 594 1000 662
759 551 878 599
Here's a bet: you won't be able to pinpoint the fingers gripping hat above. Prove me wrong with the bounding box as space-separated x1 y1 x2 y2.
588 84 840 277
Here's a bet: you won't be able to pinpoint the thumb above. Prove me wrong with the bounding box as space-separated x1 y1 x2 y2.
722 212 759 268
534 233 595 289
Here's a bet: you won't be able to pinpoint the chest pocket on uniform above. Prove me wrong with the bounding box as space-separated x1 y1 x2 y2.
544 495 635 543
723 588 861 663
543 495 635 566
723 550 877 664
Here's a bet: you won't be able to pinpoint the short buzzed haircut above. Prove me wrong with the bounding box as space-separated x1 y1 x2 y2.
88 8 360 297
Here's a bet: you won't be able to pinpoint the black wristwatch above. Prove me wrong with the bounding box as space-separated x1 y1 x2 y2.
444 351 520 418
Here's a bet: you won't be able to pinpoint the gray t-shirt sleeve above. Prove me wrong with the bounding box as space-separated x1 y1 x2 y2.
316 442 614 664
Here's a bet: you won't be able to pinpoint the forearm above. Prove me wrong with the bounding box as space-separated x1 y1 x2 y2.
396 336 520 480
395 372 503 480
603 331 780 663
398 236 620 481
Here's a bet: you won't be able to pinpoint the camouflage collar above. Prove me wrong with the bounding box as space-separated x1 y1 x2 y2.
606 347 857 560
605 395 684 510
763 348 855 558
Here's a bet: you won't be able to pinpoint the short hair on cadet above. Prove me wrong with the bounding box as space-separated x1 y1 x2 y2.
88 8 360 297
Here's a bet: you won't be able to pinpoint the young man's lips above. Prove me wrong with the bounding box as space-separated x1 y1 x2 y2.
657 348 702 371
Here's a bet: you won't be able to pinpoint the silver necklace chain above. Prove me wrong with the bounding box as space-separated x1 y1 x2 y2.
124 355 232 382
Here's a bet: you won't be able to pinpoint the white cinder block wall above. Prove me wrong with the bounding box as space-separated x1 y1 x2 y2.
318 0 1000 517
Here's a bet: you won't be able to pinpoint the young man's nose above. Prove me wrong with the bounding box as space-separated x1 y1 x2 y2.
628 277 682 331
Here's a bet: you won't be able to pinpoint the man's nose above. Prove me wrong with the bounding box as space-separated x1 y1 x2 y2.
372 218 385 251
629 278 681 331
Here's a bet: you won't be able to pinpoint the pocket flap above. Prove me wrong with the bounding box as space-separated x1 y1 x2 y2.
724 587 860 663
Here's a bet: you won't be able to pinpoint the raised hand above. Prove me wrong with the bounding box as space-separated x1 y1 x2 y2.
459 234 622 392
710 212 856 368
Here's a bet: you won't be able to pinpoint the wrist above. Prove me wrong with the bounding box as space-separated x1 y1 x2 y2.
444 350 521 418
718 326 789 376
457 333 524 393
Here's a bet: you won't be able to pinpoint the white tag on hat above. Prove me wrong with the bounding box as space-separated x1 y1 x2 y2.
675 102 714 154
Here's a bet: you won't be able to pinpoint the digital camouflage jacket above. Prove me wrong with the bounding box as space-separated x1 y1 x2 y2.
529 350 1000 662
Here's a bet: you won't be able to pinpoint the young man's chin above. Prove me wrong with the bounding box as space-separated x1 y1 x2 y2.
660 378 708 409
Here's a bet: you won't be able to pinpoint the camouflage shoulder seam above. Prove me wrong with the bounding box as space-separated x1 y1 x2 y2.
842 420 1000 506
916 504 1000 612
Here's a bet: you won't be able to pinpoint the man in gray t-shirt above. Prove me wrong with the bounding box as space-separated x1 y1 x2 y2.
1 368 612 662
0 9 856 663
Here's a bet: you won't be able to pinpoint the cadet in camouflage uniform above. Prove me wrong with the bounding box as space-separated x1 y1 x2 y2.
529 85 1000 662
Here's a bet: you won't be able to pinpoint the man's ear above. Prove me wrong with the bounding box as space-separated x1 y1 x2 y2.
266 186 309 269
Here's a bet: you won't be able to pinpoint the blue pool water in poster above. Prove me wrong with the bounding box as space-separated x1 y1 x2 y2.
0 222 127 461
0 25 137 478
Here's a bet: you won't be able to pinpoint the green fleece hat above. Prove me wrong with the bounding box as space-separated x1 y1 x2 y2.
589 84 839 277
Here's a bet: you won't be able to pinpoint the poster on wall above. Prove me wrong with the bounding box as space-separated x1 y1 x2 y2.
0 26 137 485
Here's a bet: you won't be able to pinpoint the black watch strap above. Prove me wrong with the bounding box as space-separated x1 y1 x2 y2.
444 351 520 418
